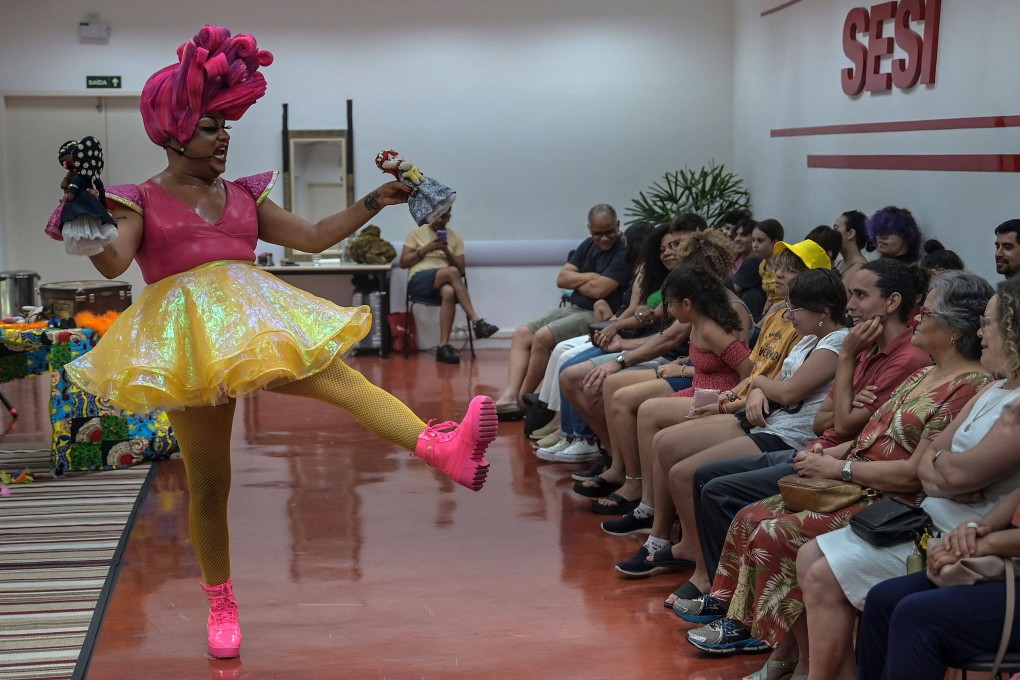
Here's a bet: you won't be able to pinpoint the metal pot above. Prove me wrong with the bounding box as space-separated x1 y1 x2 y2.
0 271 40 318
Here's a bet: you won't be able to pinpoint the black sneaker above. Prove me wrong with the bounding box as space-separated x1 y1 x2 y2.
601 511 653 536
436 344 460 364
614 544 694 578
473 319 499 339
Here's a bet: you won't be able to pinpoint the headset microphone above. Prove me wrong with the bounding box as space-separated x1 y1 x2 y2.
164 145 217 161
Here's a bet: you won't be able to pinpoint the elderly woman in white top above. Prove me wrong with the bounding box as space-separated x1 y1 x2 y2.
797 277 1020 680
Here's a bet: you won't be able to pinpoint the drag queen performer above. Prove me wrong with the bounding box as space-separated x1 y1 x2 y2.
45 26 496 659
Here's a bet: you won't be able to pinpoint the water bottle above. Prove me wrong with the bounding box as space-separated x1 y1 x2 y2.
906 544 924 574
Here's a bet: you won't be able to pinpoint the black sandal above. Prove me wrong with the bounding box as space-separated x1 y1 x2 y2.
590 492 639 516
571 475 622 498
663 581 704 609
570 454 609 482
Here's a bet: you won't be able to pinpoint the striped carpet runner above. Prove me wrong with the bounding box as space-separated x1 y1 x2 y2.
0 449 153 680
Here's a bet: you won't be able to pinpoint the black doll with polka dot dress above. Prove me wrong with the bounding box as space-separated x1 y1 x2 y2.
58 136 118 256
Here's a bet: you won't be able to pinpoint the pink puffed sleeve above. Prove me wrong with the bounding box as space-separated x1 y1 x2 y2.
233 171 278 206
45 184 143 241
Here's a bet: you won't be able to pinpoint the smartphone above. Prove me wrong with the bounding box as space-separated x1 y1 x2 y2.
436 229 447 242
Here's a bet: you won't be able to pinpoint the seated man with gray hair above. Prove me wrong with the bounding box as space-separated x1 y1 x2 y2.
493 204 632 420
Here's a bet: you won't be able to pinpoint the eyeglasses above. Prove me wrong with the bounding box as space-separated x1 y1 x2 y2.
980 315 998 330
783 301 803 316
590 228 619 240
918 307 940 323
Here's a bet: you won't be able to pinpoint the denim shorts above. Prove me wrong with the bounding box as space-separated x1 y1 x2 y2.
408 269 441 303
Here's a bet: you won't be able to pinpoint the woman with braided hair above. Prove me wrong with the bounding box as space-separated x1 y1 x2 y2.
44 25 496 659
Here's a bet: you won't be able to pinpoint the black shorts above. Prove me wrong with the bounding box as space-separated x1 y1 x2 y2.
746 432 792 453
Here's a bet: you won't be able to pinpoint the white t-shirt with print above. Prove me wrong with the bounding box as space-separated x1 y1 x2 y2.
752 327 849 451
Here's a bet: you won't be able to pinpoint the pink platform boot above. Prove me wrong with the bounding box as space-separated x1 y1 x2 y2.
415 395 497 491
201 579 242 658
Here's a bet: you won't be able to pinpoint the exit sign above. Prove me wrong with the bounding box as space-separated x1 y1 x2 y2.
86 75 122 89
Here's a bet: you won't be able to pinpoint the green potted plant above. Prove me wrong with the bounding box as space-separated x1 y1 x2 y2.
626 162 751 227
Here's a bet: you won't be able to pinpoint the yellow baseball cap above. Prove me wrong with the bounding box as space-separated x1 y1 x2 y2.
774 239 831 270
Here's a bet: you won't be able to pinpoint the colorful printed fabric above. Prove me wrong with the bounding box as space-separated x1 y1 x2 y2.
51 363 179 474
0 328 96 382
711 367 990 646
0 327 179 474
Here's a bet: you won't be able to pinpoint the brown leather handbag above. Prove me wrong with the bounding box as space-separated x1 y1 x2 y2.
778 475 867 513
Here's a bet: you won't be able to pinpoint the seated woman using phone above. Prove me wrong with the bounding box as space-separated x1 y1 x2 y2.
399 208 498 363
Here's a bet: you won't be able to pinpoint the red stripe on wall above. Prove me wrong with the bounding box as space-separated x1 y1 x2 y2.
773 115 1020 137
761 0 803 17
807 155 1020 172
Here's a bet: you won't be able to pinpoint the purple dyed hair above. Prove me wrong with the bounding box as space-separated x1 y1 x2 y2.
866 205 922 262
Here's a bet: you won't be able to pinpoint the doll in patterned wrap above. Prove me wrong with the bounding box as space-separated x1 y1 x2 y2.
375 149 456 226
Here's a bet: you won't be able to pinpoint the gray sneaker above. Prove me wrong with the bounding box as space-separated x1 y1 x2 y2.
685 618 770 654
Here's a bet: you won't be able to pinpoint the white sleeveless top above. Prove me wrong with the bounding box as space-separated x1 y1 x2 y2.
923 379 1020 531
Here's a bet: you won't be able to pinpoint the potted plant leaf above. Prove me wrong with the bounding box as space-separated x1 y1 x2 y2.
626 162 751 228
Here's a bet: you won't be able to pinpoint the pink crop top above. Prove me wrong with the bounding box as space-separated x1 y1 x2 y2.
45 171 276 285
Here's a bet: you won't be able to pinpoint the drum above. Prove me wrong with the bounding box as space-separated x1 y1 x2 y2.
39 280 132 319
0 271 40 319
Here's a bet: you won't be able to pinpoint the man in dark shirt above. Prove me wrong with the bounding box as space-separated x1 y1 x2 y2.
494 204 631 419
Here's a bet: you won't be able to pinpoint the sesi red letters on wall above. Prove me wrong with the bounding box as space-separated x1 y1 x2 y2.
841 0 941 96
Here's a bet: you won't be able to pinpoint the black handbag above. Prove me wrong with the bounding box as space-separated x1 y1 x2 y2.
849 495 932 547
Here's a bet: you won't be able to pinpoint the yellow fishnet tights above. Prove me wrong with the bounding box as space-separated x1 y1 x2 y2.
166 357 428 586
268 358 427 451
166 400 237 587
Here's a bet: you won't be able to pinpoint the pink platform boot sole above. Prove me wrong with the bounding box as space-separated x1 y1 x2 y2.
201 579 242 659
415 395 497 491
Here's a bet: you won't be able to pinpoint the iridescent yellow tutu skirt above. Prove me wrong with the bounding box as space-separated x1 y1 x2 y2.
65 261 371 412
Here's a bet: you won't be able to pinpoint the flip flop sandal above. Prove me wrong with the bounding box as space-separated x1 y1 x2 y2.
590 492 639 516
743 658 799 680
663 581 704 609
572 475 622 498
571 455 610 482
646 546 695 570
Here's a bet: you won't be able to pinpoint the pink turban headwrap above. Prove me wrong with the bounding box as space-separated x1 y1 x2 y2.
140 25 274 147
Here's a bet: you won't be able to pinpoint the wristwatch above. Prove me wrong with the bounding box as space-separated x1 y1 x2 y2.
840 458 854 482
615 353 627 369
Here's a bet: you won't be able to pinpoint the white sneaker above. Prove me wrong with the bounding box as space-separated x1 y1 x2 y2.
536 437 573 462
554 438 601 463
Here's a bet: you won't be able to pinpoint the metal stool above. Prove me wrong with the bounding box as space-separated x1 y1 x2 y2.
957 651 1020 679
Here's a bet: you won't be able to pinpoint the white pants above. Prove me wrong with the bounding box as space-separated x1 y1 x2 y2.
537 335 591 412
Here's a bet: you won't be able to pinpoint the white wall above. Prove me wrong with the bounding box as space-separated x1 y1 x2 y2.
0 0 735 329
733 0 1019 284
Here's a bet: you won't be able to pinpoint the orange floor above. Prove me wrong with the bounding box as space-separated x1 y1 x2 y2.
0 353 975 679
